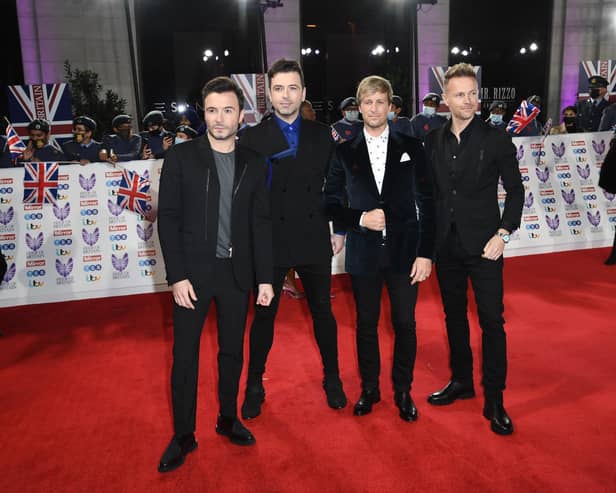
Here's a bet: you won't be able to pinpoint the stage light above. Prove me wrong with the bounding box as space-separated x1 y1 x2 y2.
315 49 320 55
371 45 385 56
204 49 213 57
451 46 460 55
520 47 527 54
461 50 468 56
224 50 230 56
395 46 400 53
301 49 306 55
177 104 187 113
530 42 538 51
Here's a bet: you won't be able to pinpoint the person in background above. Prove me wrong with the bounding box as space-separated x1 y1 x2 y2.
174 125 198 145
551 106 579 134
100 114 142 162
141 110 174 159
300 100 317 121
18 119 66 163
62 116 101 164
178 106 205 135
486 101 507 130
332 97 362 143
388 95 413 136
409 92 448 140
599 101 616 132
577 76 609 132
599 134 616 265
515 95 543 136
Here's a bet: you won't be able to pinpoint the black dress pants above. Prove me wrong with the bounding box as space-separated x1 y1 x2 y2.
171 259 249 436
247 262 339 385
435 228 507 398
350 262 419 393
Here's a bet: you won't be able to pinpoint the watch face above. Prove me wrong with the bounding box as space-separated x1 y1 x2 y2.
502 234 510 243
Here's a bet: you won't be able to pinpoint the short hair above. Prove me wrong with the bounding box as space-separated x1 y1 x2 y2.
268 59 305 87
201 76 245 110
444 63 477 88
356 75 393 104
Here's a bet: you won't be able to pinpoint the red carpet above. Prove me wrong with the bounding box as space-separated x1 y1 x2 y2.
1 248 615 492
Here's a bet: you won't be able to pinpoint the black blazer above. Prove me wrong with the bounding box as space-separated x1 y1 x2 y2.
424 118 524 256
325 129 436 276
240 117 336 267
599 137 616 194
157 136 273 290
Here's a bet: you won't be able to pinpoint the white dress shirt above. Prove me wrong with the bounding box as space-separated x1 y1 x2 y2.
364 125 389 194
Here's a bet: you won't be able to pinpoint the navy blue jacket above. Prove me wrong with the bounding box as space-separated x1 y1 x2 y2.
62 140 102 162
102 134 142 161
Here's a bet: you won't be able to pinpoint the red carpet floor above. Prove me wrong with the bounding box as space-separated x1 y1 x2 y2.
1 248 615 493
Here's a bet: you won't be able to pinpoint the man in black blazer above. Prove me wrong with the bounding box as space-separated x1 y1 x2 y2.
325 75 435 422
424 63 524 435
157 77 274 473
239 59 347 419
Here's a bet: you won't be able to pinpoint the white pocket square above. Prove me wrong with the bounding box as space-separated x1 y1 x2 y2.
400 152 411 163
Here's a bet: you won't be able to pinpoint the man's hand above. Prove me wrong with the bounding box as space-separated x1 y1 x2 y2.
410 257 432 285
172 279 198 309
331 234 345 255
22 143 34 161
482 233 506 261
142 145 153 160
162 136 173 151
362 208 385 231
256 283 274 306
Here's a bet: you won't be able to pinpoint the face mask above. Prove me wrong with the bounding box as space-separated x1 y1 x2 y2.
174 137 186 145
74 133 84 143
563 116 576 126
118 129 131 140
33 139 46 149
489 114 503 124
387 111 396 121
345 111 359 122
422 105 436 116
589 88 601 99
148 128 160 136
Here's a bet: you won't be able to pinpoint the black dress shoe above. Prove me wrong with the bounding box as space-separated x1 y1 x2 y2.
216 416 256 446
394 391 418 422
427 380 475 406
158 433 197 473
353 388 381 416
323 375 347 409
241 385 265 420
483 401 514 435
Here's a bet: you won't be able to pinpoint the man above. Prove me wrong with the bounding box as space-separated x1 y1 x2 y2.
333 97 362 143
577 76 610 132
0 135 11 168
388 95 413 136
19 119 65 162
140 110 174 159
157 76 274 472
62 116 101 164
239 58 347 419
409 92 448 140
174 124 198 145
486 101 507 130
300 100 317 121
325 76 435 422
599 102 616 132
424 63 524 435
100 114 142 162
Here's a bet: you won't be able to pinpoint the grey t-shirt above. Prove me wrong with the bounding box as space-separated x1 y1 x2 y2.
212 149 235 258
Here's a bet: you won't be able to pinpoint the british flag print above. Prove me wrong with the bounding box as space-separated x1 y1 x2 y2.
23 162 59 204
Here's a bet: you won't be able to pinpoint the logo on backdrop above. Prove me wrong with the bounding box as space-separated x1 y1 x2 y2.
55 258 75 284
112 252 130 279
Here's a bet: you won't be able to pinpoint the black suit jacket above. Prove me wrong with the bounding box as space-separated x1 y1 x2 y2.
424 118 524 256
240 117 335 267
577 98 610 132
325 129 436 276
157 136 273 290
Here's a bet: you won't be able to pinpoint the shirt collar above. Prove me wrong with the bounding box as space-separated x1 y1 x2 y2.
363 125 389 143
274 113 302 134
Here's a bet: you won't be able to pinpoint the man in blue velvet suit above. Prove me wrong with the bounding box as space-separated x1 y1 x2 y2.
325 75 435 422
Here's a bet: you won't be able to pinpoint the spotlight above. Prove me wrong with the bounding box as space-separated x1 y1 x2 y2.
520 47 527 54
451 46 460 55
204 49 213 57
529 42 538 51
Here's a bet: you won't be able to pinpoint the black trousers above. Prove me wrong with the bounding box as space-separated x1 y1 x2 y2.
350 267 419 393
246 262 339 385
435 228 507 398
171 259 249 436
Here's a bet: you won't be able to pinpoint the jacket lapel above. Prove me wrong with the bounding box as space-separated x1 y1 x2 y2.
349 131 380 198
381 131 404 199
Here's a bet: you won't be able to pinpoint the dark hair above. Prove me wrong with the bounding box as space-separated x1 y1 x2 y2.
201 76 245 110
562 105 577 114
267 59 305 87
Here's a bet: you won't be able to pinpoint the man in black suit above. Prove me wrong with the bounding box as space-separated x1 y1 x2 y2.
325 75 435 422
157 76 274 473
240 59 347 419
424 63 524 435
577 76 610 132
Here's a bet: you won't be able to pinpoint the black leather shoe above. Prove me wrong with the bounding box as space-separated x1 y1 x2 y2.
483 401 514 435
158 433 197 473
427 380 475 406
394 391 418 422
353 388 381 416
216 416 256 446
323 376 347 409
241 385 265 420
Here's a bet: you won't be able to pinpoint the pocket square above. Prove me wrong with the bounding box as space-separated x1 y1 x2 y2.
400 152 411 163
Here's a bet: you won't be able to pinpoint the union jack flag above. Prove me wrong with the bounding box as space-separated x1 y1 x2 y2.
7 83 73 143
116 168 152 217
506 100 540 135
5 122 26 161
23 162 59 204
231 74 269 126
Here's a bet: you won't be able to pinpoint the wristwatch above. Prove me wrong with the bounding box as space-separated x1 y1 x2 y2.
496 231 510 243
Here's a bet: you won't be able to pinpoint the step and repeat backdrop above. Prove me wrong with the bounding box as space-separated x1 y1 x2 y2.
1 131 614 307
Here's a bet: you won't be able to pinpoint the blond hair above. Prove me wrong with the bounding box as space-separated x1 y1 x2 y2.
356 76 393 104
444 63 477 88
